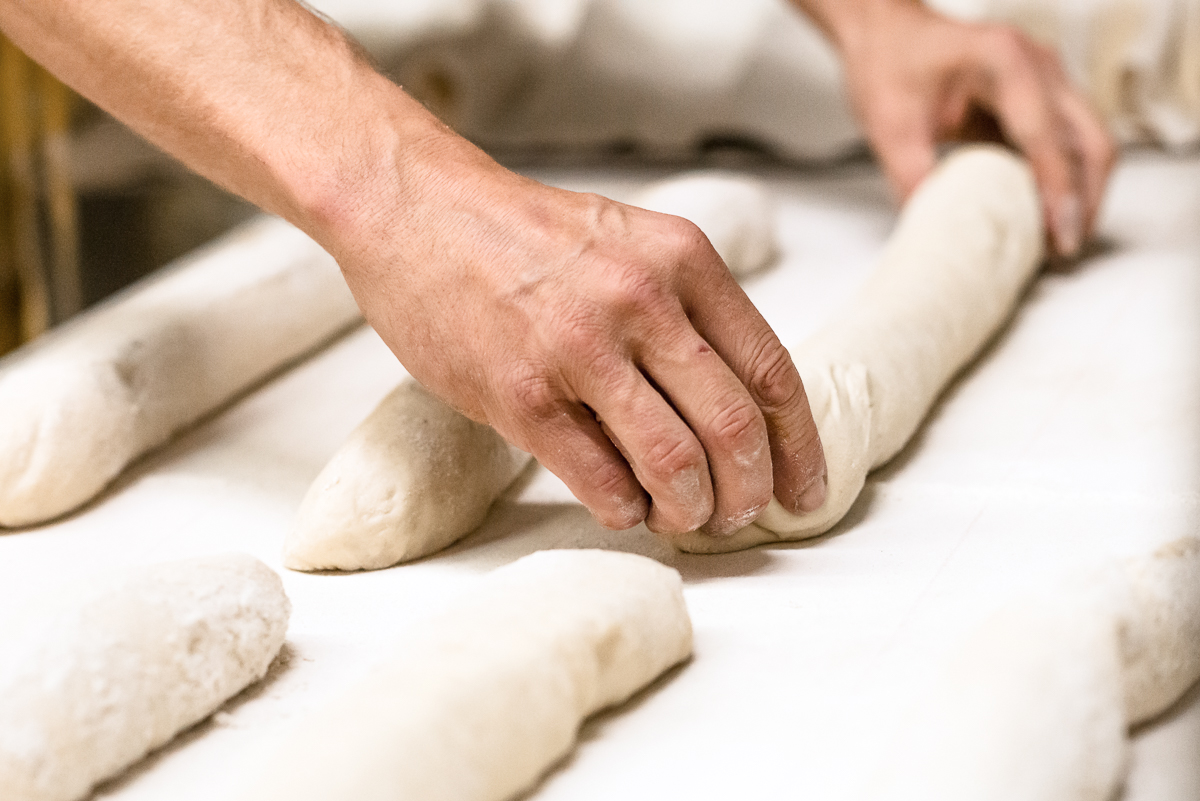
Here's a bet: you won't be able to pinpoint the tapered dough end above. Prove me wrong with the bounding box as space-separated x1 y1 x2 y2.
0 359 139 528
1115 536 1200 725
673 362 872 554
284 380 531 572
238 550 690 801
0 553 291 801
632 171 778 278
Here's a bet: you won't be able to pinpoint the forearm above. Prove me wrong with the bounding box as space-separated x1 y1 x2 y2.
0 0 444 246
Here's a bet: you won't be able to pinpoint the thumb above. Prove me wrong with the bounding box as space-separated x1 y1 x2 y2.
869 120 939 203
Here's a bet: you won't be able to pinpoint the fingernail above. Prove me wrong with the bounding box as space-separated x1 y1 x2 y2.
1052 195 1082 258
797 474 827 514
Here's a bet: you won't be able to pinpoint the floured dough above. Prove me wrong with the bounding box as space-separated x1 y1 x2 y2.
238 549 692 801
632 171 778 278
676 144 1045 553
866 537 1200 801
284 379 532 571
0 553 291 801
0 216 361 528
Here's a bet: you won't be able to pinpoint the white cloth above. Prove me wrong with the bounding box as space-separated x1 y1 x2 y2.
312 0 1200 156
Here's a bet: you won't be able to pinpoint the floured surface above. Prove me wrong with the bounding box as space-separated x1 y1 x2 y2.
0 151 1196 799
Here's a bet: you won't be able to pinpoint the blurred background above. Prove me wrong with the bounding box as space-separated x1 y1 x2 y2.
0 0 1194 357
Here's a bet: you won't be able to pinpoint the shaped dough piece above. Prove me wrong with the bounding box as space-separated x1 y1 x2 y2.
0 553 291 801
867 537 1200 801
677 145 1044 553
285 379 532 571
632 171 778 278
0 216 361 528
239 549 692 801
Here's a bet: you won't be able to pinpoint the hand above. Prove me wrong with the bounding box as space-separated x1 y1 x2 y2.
799 0 1116 259
320 113 828 536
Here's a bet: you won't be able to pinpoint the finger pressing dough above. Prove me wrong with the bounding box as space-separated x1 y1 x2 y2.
239 549 692 801
867 537 1200 801
284 379 532 571
0 216 361 527
675 144 1045 553
632 170 778 278
0 553 291 801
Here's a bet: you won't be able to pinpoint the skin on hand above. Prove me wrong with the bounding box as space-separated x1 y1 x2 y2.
318 114 829 537
797 0 1117 259
0 0 828 538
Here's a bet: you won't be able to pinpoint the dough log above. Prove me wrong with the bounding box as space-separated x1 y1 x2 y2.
284 379 532 571
868 537 1200 801
239 549 692 801
0 216 361 527
0 553 291 801
632 171 778 278
676 145 1045 553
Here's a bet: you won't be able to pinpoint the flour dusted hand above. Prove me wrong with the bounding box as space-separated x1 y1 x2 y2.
676 144 1044 554
0 217 360 528
0 553 291 801
239 550 692 801
284 379 532 572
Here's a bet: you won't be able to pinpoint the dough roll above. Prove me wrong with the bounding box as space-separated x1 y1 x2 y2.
286 168 774 573
676 144 1045 553
239 549 693 801
0 216 361 528
632 171 778 278
284 379 533 571
0 553 291 801
867 537 1200 801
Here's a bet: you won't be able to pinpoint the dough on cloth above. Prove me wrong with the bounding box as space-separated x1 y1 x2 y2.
866 537 1200 801
0 216 361 528
675 144 1045 553
237 549 692 801
0 553 291 801
284 379 532 571
632 171 778 278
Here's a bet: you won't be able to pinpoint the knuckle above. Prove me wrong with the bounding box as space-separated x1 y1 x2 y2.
605 264 669 315
746 335 803 411
640 434 705 482
707 398 766 457
502 366 565 421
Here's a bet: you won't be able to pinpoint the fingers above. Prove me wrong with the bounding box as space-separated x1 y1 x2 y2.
682 260 827 518
637 324 773 537
969 27 1114 259
494 371 649 531
583 364 716 536
870 110 939 204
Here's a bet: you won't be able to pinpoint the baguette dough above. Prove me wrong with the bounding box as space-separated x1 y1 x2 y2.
239 549 692 801
0 553 291 801
675 144 1045 553
867 537 1200 801
632 171 778 278
284 379 532 571
0 216 361 527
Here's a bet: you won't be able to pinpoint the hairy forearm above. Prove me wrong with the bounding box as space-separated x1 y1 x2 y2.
0 0 444 244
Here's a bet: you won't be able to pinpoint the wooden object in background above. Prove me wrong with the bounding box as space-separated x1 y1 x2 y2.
0 37 80 357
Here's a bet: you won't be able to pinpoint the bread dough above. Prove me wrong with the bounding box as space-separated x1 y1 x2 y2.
866 537 1200 801
285 169 775 573
675 144 1045 553
0 553 291 801
238 549 692 801
632 171 778 278
284 379 532 571
0 216 361 528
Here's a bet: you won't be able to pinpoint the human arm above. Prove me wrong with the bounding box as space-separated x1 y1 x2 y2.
792 0 1116 259
0 0 827 535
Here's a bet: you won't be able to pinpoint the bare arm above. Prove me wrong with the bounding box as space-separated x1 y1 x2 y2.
0 0 827 535
793 0 1116 259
